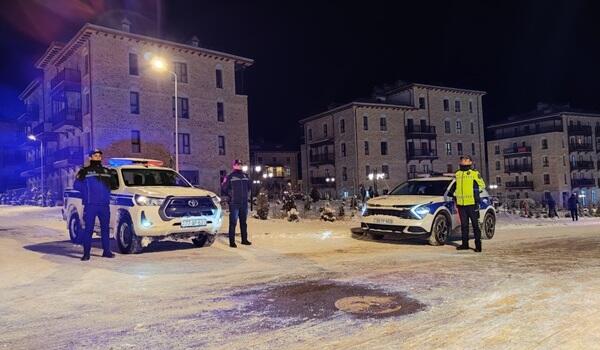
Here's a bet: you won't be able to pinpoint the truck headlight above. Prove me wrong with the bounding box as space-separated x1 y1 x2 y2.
211 196 221 206
134 194 165 206
410 204 431 219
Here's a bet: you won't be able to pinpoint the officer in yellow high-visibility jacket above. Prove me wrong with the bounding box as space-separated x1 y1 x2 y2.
452 155 486 252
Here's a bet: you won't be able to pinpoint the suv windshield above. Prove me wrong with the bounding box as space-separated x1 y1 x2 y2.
122 169 191 187
389 180 451 196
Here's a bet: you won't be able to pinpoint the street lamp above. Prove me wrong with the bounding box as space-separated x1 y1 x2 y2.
245 164 263 211
150 56 179 172
368 170 385 197
27 134 44 206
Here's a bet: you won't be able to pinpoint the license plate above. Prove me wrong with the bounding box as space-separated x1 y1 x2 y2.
181 217 206 228
375 218 394 224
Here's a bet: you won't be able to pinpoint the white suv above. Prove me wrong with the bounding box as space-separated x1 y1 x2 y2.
63 158 223 253
360 175 496 245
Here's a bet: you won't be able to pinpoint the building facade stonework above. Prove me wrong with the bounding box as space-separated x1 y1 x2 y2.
20 21 253 196
300 83 486 198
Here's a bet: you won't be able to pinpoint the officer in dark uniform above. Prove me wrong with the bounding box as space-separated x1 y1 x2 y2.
74 149 115 261
221 159 251 248
452 155 486 252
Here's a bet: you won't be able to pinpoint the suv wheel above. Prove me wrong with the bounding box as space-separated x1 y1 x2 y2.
116 216 142 254
68 213 82 244
192 233 216 247
483 212 496 239
429 214 449 246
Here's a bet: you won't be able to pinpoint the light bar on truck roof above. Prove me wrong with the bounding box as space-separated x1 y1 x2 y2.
108 158 164 167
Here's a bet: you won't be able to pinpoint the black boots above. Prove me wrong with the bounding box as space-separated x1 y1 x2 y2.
474 241 482 253
229 240 237 248
241 240 252 246
102 251 115 258
456 244 470 251
81 253 90 261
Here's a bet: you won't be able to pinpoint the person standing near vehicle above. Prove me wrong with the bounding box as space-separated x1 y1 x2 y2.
568 193 579 221
74 149 115 261
452 155 486 252
221 159 251 248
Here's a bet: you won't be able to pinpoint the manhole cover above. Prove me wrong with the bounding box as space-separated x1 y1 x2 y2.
335 296 403 315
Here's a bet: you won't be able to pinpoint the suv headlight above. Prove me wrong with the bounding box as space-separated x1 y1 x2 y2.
134 194 165 206
410 204 431 219
211 195 221 206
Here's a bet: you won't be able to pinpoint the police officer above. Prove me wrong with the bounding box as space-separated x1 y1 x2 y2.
452 155 486 252
74 149 114 261
221 159 251 248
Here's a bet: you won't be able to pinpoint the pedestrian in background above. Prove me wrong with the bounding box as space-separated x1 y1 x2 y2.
221 159 251 248
568 193 579 221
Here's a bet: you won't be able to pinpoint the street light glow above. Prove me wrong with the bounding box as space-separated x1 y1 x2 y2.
255 165 262 172
368 173 374 180
262 173 268 179
27 134 37 141
151 57 167 71
242 165 249 172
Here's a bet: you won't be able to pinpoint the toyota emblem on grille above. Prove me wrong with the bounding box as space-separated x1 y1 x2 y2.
188 199 199 207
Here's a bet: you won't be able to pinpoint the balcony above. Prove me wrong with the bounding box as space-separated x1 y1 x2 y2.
504 164 533 173
505 181 534 189
310 177 336 187
503 145 532 156
569 142 594 152
571 178 595 188
18 104 39 122
568 124 592 136
50 68 81 92
53 147 84 167
405 125 436 139
51 108 82 131
407 148 438 160
307 135 334 146
571 160 595 171
309 153 335 165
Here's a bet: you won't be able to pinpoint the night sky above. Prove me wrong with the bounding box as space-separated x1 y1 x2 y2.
2 0 600 146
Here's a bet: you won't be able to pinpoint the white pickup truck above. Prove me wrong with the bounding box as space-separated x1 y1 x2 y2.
62 158 223 254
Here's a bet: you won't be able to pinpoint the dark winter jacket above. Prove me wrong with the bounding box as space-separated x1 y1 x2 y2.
567 195 579 210
74 163 114 206
221 169 250 206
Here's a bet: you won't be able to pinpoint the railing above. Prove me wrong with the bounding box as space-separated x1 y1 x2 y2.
309 153 335 165
490 124 563 140
53 147 84 165
571 178 595 187
405 125 436 138
19 104 39 121
407 148 438 160
571 160 595 170
569 143 594 152
50 68 81 90
310 177 336 187
51 108 82 130
503 146 532 155
32 122 52 135
505 181 534 189
504 164 533 173
567 124 592 136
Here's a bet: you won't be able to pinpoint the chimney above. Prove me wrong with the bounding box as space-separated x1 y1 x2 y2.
190 36 200 47
121 18 131 32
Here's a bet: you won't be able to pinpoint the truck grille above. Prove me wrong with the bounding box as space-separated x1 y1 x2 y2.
161 196 216 218
366 208 413 219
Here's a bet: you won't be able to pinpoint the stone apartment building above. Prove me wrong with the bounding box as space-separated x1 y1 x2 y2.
249 144 300 195
19 19 253 196
299 82 486 198
487 103 600 208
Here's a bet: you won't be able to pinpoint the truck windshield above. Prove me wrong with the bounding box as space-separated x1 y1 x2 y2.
389 180 451 196
122 169 192 187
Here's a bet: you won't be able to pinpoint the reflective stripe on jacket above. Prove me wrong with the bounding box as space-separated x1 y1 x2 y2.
454 169 486 206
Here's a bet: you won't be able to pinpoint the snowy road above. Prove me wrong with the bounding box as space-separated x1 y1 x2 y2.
1 206 600 349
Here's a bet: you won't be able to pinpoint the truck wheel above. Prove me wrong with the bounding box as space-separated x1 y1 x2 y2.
116 217 142 254
429 214 449 246
482 212 496 240
192 233 216 247
68 213 82 244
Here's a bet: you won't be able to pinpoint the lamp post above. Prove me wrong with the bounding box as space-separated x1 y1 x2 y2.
28 134 44 206
150 57 179 172
489 184 499 209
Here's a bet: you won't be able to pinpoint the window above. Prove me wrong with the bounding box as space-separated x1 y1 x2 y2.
544 174 550 185
323 124 328 137
454 100 461 112
83 54 90 76
217 102 224 122
172 97 189 118
495 161 501 170
443 99 449 111
470 122 475 134
364 141 369 155
341 143 346 157
469 101 474 113
178 133 190 154
130 91 139 114
342 167 348 181
456 120 462 134
308 128 312 141
541 139 548 149
131 130 141 153
128 53 138 76
444 120 451 133
418 97 426 109
494 145 500 154
173 62 188 83
366 165 371 177
496 176 502 185
380 117 387 131
218 136 226 155
382 165 390 179
83 92 90 115
445 142 452 155
380 142 388 155
216 69 223 88
180 170 199 185
340 119 345 133
363 116 368 130
471 142 476 155
457 142 463 155
542 156 549 167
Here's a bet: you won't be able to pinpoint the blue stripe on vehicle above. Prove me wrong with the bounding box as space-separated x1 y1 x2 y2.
479 197 490 210
111 197 134 207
